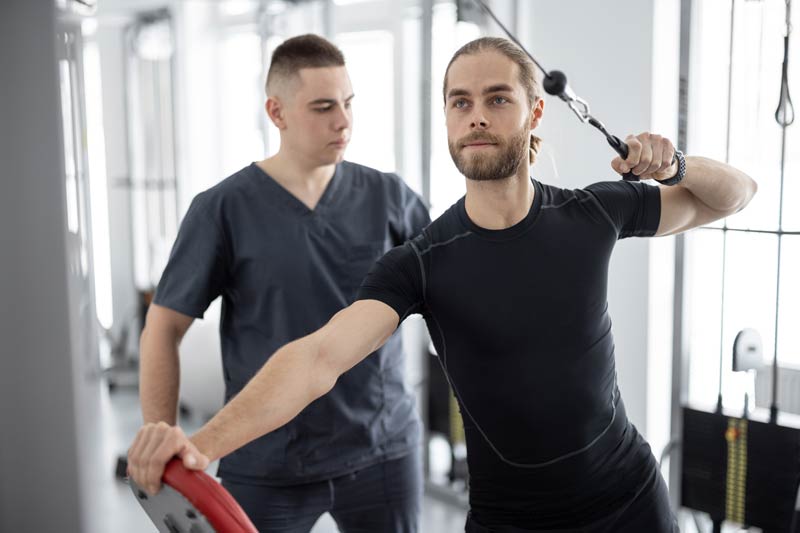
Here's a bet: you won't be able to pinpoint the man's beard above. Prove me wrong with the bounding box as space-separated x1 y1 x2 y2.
448 127 529 182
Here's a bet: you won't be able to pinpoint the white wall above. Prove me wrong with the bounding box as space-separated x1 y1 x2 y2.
0 1 89 530
518 0 680 452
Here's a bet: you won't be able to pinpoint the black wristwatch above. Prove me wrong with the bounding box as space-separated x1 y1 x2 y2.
656 150 686 186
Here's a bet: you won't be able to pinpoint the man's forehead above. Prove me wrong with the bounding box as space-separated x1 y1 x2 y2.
296 65 348 82
447 52 521 92
294 66 352 99
446 77 523 99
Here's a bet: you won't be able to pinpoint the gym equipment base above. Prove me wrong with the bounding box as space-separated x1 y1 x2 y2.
130 458 257 533
681 405 800 531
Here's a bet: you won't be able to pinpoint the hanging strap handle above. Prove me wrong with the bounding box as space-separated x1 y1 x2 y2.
775 0 795 127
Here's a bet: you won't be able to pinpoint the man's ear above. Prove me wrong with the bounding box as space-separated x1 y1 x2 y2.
266 97 287 130
529 97 545 129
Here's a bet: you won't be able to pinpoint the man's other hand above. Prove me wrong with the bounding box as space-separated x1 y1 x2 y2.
127 422 210 495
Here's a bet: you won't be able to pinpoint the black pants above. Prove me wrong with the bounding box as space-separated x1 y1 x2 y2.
464 460 679 533
222 451 422 533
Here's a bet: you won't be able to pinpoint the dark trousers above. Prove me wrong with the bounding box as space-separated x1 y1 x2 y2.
464 459 679 533
222 451 422 533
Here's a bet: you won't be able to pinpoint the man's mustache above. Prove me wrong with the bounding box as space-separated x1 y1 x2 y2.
458 133 502 148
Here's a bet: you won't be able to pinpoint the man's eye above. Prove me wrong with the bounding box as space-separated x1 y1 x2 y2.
314 107 332 112
454 99 468 109
492 96 508 105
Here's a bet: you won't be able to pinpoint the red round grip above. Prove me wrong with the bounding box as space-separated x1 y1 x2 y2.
161 458 258 533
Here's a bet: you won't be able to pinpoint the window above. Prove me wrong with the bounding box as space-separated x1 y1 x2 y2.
336 30 396 172
127 15 179 290
684 0 799 410
219 31 265 176
84 38 114 330
429 2 480 218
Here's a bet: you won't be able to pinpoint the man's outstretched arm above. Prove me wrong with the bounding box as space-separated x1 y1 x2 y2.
127 299 400 495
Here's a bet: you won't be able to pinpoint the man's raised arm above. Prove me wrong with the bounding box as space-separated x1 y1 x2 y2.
127 299 400 495
609 132 757 236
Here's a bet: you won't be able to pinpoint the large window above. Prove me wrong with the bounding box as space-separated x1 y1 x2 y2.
684 0 799 410
219 31 265 176
126 13 180 290
429 2 480 217
84 31 114 331
336 29 397 172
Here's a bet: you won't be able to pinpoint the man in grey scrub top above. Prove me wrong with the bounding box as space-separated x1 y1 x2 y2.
136 34 430 533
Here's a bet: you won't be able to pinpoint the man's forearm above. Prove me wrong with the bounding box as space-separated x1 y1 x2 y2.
139 327 181 425
678 156 757 213
189 334 337 463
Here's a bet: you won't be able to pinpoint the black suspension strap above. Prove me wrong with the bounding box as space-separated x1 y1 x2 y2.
770 0 794 424
716 0 739 415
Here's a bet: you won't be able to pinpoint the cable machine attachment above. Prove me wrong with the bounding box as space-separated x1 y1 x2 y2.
471 0 659 181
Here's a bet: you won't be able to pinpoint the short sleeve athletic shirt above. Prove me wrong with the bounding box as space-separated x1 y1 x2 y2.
356 178 662 528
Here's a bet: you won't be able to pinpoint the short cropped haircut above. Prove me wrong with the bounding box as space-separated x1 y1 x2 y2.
266 34 346 96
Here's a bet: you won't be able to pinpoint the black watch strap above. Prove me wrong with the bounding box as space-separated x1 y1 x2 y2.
657 150 686 186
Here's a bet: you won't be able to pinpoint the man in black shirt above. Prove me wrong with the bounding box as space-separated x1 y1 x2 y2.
129 37 757 532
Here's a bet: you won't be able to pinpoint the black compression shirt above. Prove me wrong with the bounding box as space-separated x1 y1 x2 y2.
356 178 664 530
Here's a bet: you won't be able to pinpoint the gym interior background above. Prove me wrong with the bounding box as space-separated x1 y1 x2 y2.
1 0 798 531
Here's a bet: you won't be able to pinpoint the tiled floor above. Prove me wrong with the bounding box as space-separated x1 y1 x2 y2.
88 382 468 532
